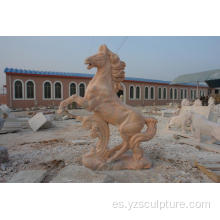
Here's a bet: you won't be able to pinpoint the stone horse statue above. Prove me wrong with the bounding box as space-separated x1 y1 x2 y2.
58 45 157 170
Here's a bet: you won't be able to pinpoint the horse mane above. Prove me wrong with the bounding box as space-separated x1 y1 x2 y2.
107 49 126 92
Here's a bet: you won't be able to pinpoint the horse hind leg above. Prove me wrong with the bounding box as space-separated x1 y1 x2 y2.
107 141 129 163
107 120 143 163
108 143 123 157
132 145 144 161
107 129 131 163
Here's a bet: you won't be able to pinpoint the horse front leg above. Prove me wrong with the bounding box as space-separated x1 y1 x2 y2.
57 95 89 114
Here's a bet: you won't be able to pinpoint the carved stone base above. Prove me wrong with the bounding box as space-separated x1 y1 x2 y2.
82 150 108 170
111 154 152 170
82 151 152 171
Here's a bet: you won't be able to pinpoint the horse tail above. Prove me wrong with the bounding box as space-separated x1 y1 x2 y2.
129 117 157 149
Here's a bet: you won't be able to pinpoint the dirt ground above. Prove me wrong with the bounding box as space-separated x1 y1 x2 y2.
0 106 219 183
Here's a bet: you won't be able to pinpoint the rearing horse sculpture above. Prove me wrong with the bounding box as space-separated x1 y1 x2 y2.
58 45 157 170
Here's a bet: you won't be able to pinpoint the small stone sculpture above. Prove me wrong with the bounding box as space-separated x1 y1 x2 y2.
181 98 190 107
167 111 191 133
208 97 215 104
179 98 217 121
189 112 220 143
193 99 202 106
168 98 191 132
58 45 157 170
208 97 215 106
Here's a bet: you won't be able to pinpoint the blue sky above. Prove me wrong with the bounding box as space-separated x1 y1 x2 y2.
0 36 220 92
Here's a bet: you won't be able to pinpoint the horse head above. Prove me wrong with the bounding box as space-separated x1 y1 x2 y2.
84 45 109 70
85 44 126 93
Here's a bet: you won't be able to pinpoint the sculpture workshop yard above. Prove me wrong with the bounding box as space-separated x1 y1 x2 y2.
0 107 219 183
1 44 220 183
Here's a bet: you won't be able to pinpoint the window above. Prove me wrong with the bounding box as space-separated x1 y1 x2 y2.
55 82 62 99
79 83 85 97
190 89 193 99
129 85 134 99
145 87 149 99
170 88 173 99
193 90 196 99
174 88 177 100
26 81 34 99
200 90 205 97
184 89 187 98
150 87 154 99
136 86 140 99
180 89 184 99
14 80 23 99
70 82 77 96
158 88 162 99
163 88 167 99
44 81 51 99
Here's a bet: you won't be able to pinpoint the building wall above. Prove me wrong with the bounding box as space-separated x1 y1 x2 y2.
123 81 208 106
6 74 90 108
6 73 209 108
0 94 7 105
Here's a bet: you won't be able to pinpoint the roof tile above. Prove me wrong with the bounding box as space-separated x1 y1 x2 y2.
4 67 207 87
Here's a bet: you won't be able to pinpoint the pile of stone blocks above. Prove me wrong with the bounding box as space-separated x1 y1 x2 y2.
28 112 54 132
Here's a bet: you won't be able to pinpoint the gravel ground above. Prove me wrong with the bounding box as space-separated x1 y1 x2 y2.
0 107 219 183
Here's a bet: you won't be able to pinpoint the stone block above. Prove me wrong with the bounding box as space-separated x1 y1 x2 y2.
28 112 53 131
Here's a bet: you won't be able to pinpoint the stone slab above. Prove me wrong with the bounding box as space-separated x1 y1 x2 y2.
9 170 47 183
50 165 114 183
0 129 19 134
161 109 177 118
178 139 220 154
71 140 90 145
